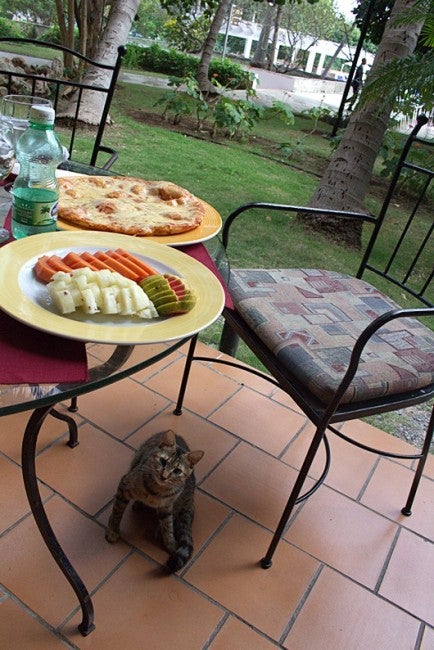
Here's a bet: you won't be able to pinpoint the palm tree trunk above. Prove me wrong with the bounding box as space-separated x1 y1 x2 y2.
252 4 275 68
268 4 284 71
301 0 424 248
196 0 232 93
58 0 140 125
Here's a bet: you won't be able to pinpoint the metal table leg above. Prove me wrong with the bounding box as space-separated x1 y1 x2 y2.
21 405 95 636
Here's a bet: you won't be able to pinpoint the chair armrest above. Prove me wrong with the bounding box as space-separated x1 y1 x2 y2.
222 202 375 249
327 307 434 418
92 146 119 171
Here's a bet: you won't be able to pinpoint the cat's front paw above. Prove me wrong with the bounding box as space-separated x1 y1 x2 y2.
105 527 120 543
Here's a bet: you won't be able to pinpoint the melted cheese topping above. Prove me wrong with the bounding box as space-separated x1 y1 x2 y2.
58 176 205 236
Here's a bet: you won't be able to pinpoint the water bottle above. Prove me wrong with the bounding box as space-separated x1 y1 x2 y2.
12 105 63 238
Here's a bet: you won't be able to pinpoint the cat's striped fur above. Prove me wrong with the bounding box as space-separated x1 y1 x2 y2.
105 430 204 572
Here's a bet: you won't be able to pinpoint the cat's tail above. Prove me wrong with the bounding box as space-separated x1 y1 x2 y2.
166 506 194 573
166 542 193 573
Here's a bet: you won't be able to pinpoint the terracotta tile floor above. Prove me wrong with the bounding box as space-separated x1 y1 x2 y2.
0 340 433 649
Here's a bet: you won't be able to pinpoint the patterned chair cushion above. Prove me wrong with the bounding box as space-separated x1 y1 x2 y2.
228 268 434 405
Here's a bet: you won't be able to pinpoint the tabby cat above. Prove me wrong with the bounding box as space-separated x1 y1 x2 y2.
105 429 204 572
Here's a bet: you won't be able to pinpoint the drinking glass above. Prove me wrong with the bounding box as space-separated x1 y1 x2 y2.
0 118 16 243
1 94 53 145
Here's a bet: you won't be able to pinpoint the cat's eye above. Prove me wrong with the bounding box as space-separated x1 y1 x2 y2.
173 468 182 475
159 457 167 467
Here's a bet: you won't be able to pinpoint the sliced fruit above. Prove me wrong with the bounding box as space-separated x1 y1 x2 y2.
139 274 196 315
115 248 158 278
34 250 158 284
48 268 158 319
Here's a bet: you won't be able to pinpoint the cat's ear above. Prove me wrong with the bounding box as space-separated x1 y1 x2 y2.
187 450 204 467
159 430 176 448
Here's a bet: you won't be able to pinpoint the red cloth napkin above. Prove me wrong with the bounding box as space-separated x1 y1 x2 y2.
0 309 88 384
1 208 88 384
179 243 233 310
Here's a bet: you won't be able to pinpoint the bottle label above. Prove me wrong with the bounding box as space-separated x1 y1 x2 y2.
12 193 58 227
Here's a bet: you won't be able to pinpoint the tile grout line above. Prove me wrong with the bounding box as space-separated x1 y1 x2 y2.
201 611 230 649
0 583 79 649
279 563 325 645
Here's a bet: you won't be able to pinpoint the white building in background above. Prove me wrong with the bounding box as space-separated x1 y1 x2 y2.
219 16 374 79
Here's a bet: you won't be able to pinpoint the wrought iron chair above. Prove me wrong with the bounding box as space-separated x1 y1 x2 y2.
0 37 126 170
174 114 434 568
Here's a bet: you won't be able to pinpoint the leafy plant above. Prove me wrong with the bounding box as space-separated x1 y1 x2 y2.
212 97 264 139
155 75 209 127
378 126 434 199
163 14 211 52
268 100 295 127
276 136 306 159
154 72 262 138
301 104 335 133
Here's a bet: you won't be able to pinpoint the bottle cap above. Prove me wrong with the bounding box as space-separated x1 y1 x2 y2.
29 105 55 125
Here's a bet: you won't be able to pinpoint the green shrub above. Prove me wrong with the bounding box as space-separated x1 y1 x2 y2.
209 58 252 89
123 43 146 69
155 73 262 138
139 44 196 76
38 25 79 49
0 18 23 38
163 15 211 53
132 43 252 89
37 25 62 45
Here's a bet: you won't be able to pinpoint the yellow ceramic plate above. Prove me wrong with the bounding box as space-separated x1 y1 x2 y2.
0 231 225 345
57 199 222 246
55 171 222 246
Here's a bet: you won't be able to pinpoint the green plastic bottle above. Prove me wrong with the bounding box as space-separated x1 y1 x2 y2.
12 105 63 238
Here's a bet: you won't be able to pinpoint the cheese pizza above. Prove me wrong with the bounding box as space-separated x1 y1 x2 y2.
57 175 205 236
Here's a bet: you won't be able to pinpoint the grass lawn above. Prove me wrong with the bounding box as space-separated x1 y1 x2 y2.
67 80 429 284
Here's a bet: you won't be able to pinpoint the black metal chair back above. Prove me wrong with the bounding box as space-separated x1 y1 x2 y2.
0 37 126 169
356 114 433 306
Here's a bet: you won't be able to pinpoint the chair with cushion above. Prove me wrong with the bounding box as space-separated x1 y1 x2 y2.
174 114 434 567
0 37 125 170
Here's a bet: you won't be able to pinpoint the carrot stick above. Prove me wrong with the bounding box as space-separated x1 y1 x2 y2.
80 252 114 271
35 249 157 284
46 255 75 274
115 248 158 277
34 257 58 283
93 251 139 281
63 251 97 270
103 251 149 280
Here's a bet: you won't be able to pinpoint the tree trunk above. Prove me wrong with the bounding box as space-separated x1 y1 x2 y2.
76 0 88 57
196 0 232 93
321 23 355 78
59 0 139 125
252 4 275 68
85 0 106 58
268 4 283 71
301 0 424 248
54 0 74 69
